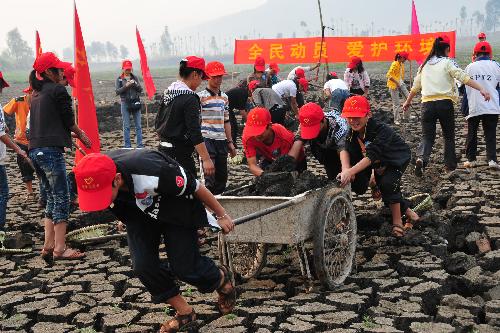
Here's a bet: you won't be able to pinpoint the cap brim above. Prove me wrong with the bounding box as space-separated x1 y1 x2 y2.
122 65 133 70
78 185 113 212
55 61 72 70
207 71 227 77
254 65 265 72
300 123 321 140
243 124 267 138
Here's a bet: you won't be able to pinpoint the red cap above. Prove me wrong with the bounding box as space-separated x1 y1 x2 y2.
63 63 76 88
298 77 308 92
73 153 117 212
478 32 486 39
438 35 450 45
205 61 227 77
33 52 71 74
329 71 338 78
341 95 370 118
122 59 133 70
474 41 492 55
23 86 33 94
243 107 271 137
269 62 280 74
347 56 362 69
299 103 325 140
248 80 260 92
0 71 9 88
295 68 305 78
399 51 410 60
183 56 210 79
254 56 265 72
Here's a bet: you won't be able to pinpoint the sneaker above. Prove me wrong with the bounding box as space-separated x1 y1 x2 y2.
464 161 475 168
488 160 500 170
414 159 424 177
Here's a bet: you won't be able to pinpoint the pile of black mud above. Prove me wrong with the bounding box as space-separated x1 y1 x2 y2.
235 156 329 197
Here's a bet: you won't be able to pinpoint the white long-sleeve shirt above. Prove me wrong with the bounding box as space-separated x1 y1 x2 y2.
464 58 500 119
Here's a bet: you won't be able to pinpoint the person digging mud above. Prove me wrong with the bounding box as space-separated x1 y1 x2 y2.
249 79 288 126
337 96 420 238
73 149 236 333
288 102 351 181
272 77 309 117
155 56 215 178
242 107 305 177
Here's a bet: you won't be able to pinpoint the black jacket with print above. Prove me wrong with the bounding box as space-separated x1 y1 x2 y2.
346 118 411 168
107 149 208 228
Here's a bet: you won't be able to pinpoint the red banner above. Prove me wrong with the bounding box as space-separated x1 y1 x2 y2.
74 3 100 163
234 31 456 64
136 27 156 100
35 31 42 59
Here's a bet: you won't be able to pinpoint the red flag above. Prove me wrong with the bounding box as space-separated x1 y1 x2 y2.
411 0 421 35
35 31 42 59
74 3 100 163
136 26 156 100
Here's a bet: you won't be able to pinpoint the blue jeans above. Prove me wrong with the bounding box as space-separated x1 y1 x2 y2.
0 165 8 231
121 102 143 148
29 147 70 224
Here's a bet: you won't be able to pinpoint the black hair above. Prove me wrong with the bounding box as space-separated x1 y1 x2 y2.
394 53 402 61
326 73 338 81
420 37 450 70
29 68 60 91
179 60 203 79
476 52 490 58
349 61 364 73
253 66 263 74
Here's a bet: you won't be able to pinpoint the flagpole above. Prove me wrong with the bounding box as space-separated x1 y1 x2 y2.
145 100 149 131
73 0 78 126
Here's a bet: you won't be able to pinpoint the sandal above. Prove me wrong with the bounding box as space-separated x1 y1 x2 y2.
40 247 54 261
159 309 196 333
217 265 237 315
53 247 85 260
392 225 406 238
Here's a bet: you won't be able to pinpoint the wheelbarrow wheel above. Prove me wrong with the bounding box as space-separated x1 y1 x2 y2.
222 240 268 281
313 193 356 289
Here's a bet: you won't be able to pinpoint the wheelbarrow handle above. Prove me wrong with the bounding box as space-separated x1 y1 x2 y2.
233 198 298 226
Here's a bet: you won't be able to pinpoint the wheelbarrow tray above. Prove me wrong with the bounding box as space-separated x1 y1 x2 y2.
217 183 344 244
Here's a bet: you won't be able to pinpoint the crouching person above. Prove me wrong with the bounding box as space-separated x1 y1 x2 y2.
337 96 420 238
73 149 236 332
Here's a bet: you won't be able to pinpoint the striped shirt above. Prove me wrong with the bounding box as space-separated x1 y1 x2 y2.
197 88 229 140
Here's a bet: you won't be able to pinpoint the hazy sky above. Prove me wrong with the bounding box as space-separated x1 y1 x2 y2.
0 0 488 59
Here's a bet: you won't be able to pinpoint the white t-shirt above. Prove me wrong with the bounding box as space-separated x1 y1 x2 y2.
287 66 311 80
0 104 7 165
464 59 500 119
272 80 297 98
324 79 348 92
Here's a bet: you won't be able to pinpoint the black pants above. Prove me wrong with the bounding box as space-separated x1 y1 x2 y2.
228 109 239 149
417 100 457 170
16 143 35 182
126 218 221 303
203 138 228 195
270 105 287 126
466 114 498 163
296 91 305 108
159 144 197 177
350 88 365 96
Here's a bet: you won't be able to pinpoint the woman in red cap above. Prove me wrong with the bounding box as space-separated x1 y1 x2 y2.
403 36 491 176
155 56 215 178
28 52 92 260
344 56 370 96
115 60 144 148
338 95 420 238
386 52 410 125
246 56 271 88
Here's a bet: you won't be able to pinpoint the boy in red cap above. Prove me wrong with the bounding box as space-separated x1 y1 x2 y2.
286 63 320 81
289 102 351 180
338 96 420 238
272 78 308 116
197 61 236 194
116 59 144 148
478 32 486 42
463 41 500 170
242 107 305 176
267 62 281 85
73 149 236 331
